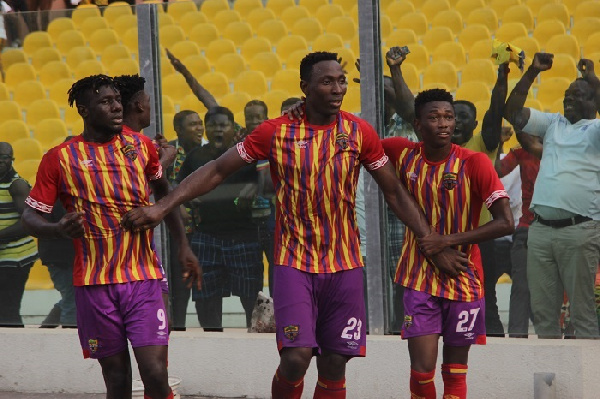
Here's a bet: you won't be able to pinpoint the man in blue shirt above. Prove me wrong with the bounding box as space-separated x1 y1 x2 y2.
504 53 600 339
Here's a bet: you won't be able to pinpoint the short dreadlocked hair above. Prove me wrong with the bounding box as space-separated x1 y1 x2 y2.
414 88 454 119
113 75 146 111
67 75 116 107
300 51 338 82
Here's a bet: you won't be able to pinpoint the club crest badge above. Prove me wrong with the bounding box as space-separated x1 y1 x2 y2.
442 172 458 190
283 325 300 341
404 315 413 329
88 339 99 354
335 132 349 150
121 144 138 161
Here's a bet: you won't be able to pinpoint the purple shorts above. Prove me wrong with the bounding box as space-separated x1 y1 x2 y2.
273 266 366 357
401 288 486 346
75 279 169 359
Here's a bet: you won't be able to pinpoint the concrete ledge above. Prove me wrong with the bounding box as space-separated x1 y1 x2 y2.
0 328 598 398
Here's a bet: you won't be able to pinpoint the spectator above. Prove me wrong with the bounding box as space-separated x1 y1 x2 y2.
4 0 34 45
121 51 465 399
504 53 600 339
0 0 8 80
177 106 263 332
26 0 51 31
0 142 39 327
495 129 541 338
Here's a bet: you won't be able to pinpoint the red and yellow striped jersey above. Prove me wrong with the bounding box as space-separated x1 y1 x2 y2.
238 111 388 273
26 128 164 286
382 138 508 301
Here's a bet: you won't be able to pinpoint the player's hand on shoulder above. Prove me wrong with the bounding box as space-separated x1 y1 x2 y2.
120 204 164 232
429 247 468 277
284 97 305 121
58 212 85 238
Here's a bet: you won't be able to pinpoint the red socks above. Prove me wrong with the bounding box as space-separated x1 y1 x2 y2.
143 389 173 399
442 363 468 399
272 367 305 399
313 376 346 398
410 369 436 399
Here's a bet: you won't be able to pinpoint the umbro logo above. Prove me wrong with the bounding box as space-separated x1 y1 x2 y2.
296 140 308 149
80 160 93 167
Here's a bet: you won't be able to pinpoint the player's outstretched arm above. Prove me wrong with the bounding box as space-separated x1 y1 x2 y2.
22 207 84 239
386 46 417 134
166 48 219 110
121 147 248 231
480 63 509 152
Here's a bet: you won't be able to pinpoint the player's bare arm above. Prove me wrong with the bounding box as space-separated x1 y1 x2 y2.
121 146 247 231
480 63 509 151
369 162 468 277
386 46 417 132
417 197 514 255
505 53 554 130
22 207 85 239
150 175 202 290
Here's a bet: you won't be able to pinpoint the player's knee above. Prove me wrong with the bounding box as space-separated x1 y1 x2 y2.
138 360 168 388
280 347 313 379
316 352 349 380
101 362 132 390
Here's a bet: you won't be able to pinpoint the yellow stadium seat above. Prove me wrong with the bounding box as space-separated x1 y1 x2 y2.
574 1 600 23
235 70 268 98
179 11 208 36
188 23 219 50
80 16 109 40
199 71 230 97
22 31 53 56
271 69 300 93
379 15 393 40
432 41 467 69
233 0 263 16
64 105 80 128
384 29 418 48
457 24 490 51
275 35 309 61
280 5 309 29
240 37 272 61
167 0 198 21
342 85 360 114
422 27 454 52
159 25 186 49
547 98 564 114
219 92 252 115
73 59 106 80
108 59 140 76
502 5 534 32
291 17 323 44
213 9 242 33
247 8 276 31
421 0 451 21
65 46 97 70
31 47 61 71
468 39 493 61
385 1 415 27
47 17 76 42
89 29 120 54
161 95 176 114
265 0 295 16
526 0 559 14
168 41 200 61
14 159 41 182
103 1 133 25
215 53 247 80
249 52 282 79
222 21 254 47
1 120 29 142
584 52 600 73
72 4 101 27
111 15 138 37
5 63 37 89
397 12 428 37
543 54 577 80
536 77 570 107
14 81 46 108
205 39 237 62
285 49 309 70
431 10 464 35
403 43 430 71
199 0 229 19
399 62 421 91
257 20 289 46
298 0 327 14
524 97 544 112
571 18 600 44
455 0 484 19
511 36 540 68
489 0 520 16
162 113 177 141
0 83 9 101
315 4 344 27
101 44 132 66
537 4 570 27
68 118 84 136
325 16 356 42
182 54 212 77
48 78 75 105
12 138 44 161
122 28 138 53
0 101 23 123
461 58 496 87
466 8 498 32
55 30 86 55
456 81 491 104
158 13 175 27
312 33 344 52
333 46 357 80
2 49 27 70
263 89 291 115
495 22 529 43
533 20 566 48
162 73 193 100
179 94 209 115
33 119 68 151
423 61 458 91
545 35 580 60
25 99 60 126
583 32 600 57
